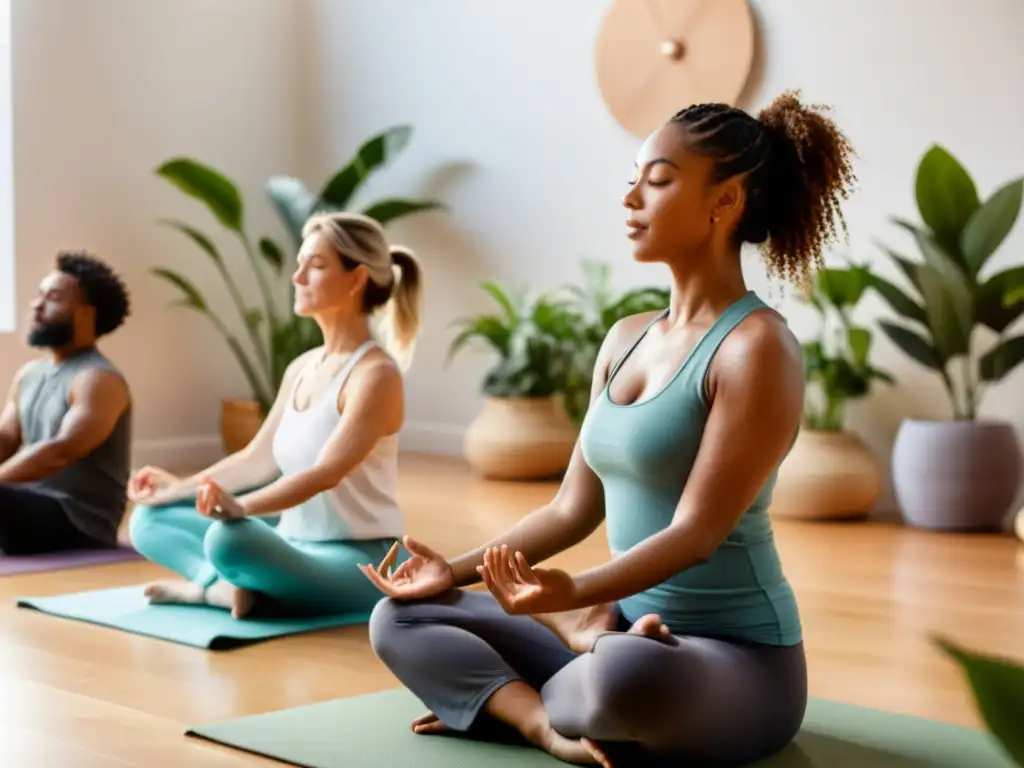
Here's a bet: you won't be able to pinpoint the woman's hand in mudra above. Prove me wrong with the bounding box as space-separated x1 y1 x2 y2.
196 478 246 520
478 545 578 615
127 465 180 503
359 536 455 601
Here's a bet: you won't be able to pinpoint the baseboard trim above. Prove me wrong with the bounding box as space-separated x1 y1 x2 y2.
132 435 225 470
132 422 466 469
399 420 465 455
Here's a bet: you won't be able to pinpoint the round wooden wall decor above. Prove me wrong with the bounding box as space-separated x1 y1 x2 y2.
594 0 756 138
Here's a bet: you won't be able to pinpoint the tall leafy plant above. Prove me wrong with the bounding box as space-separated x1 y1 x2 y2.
868 145 1024 420
151 125 444 414
264 126 442 252
559 259 669 426
798 264 894 431
446 282 579 398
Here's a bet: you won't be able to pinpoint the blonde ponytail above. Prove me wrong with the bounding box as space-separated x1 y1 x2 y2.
377 245 424 371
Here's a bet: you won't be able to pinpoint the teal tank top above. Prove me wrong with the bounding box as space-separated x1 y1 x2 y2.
579 290 802 646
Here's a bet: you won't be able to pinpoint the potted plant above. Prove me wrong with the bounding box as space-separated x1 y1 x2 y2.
447 281 579 480
770 264 895 521
559 259 670 427
151 125 445 453
868 145 1024 531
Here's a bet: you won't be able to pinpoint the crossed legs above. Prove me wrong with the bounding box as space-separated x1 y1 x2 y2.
369 589 807 765
129 502 395 617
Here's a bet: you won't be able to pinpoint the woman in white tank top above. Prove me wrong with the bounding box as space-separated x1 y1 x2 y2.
124 212 423 619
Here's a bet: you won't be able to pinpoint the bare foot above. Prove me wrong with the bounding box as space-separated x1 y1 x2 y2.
142 579 256 619
534 606 673 653
626 613 672 641
205 580 257 619
532 603 619 653
537 725 613 766
411 712 450 735
411 711 611 765
143 580 206 605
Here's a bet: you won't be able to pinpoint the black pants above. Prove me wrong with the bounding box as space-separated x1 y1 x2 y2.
0 483 102 555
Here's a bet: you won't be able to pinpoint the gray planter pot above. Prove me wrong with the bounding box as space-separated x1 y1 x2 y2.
892 419 1023 531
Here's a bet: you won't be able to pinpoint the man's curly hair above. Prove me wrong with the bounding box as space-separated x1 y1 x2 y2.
56 251 131 337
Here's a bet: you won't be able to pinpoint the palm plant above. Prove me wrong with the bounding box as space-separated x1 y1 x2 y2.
867 145 1024 420
798 263 894 431
151 125 444 413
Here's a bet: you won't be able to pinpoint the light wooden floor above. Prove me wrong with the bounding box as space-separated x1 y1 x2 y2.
1 453 1022 767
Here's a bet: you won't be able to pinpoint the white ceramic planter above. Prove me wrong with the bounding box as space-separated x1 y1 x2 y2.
891 419 1023 531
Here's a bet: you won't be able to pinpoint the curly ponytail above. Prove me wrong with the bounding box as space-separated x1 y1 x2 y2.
670 90 857 285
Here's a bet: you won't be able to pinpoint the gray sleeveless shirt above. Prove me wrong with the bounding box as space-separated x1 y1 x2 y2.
16 347 131 545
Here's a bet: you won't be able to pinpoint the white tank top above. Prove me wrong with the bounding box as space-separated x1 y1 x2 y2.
270 340 404 542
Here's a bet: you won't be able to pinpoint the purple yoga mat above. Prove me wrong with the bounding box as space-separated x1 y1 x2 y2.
0 546 139 576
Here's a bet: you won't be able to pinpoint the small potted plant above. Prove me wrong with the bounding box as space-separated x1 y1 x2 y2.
447 281 579 480
869 144 1024 531
771 264 894 521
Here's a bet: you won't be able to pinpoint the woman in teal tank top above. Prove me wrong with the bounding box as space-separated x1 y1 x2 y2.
362 91 857 766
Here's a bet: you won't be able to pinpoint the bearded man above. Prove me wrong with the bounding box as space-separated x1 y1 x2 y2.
0 251 133 555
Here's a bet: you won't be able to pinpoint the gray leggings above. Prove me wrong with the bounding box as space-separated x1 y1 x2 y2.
369 589 807 766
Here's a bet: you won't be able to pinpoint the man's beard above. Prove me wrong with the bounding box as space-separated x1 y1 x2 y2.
28 319 74 348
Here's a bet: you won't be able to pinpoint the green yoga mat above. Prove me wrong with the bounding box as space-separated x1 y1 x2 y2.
16 584 370 650
185 687 1015 767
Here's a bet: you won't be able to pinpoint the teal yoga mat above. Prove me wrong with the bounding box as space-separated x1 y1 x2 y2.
16 584 371 650
185 686 1015 767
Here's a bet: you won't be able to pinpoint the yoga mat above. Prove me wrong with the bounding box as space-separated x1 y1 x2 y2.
16 584 371 650
185 687 1016 768
0 546 139 576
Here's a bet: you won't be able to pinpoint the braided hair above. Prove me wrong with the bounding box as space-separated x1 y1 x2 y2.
670 90 856 286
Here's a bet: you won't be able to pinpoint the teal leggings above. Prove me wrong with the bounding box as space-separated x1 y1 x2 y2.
128 501 397 616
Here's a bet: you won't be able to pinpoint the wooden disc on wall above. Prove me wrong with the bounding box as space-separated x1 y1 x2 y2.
594 0 755 138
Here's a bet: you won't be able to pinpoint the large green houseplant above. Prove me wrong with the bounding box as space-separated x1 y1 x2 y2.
447 281 580 480
868 144 1024 530
771 264 894 521
152 125 444 452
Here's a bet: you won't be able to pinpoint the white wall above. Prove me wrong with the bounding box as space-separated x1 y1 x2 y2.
3 0 311 467
0 0 13 334
303 0 1024 511
3 1 1023 511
